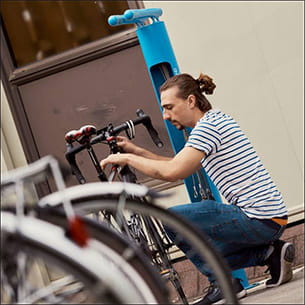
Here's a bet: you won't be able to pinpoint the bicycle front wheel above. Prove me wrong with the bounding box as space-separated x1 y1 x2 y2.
1 211 164 304
35 205 169 304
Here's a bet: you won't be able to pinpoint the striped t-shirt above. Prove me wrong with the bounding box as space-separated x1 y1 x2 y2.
185 109 287 219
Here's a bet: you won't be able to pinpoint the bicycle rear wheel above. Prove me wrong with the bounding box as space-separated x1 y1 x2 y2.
1 211 165 304
39 182 239 305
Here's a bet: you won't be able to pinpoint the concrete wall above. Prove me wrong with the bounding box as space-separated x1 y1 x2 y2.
144 1 304 221
1 82 27 174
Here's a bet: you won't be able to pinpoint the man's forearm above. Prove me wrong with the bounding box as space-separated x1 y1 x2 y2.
100 146 204 182
134 146 172 161
125 153 177 181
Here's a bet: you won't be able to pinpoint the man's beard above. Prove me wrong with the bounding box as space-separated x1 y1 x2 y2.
176 124 185 130
171 121 185 130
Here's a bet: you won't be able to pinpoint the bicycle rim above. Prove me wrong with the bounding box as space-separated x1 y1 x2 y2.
35 206 169 303
1 211 163 304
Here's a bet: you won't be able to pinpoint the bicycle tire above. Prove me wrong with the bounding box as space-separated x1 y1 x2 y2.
34 205 169 304
39 186 189 303
1 211 164 304
39 182 239 305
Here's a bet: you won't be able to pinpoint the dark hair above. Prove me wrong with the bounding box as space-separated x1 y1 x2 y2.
159 73 216 112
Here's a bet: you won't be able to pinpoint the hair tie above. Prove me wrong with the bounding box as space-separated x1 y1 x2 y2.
196 73 205 85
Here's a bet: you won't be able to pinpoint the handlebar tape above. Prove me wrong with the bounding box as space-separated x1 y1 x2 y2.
65 130 80 144
65 125 97 144
80 125 97 137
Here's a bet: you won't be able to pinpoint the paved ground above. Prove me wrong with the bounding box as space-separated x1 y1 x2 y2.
240 266 304 304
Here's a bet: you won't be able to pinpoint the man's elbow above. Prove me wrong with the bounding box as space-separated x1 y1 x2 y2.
163 175 178 182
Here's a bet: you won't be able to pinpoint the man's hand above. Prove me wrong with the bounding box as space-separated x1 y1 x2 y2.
100 153 130 170
116 136 170 161
116 136 140 154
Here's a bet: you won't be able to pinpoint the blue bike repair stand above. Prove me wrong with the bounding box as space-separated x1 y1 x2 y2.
108 8 256 290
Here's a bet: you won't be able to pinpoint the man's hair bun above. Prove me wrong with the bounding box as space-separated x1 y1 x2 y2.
197 73 216 95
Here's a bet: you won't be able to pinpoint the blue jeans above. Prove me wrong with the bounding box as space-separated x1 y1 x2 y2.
166 200 286 282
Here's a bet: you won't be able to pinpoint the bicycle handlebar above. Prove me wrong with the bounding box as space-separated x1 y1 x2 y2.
65 144 87 184
89 109 163 147
135 109 163 148
65 109 163 183
1 155 55 187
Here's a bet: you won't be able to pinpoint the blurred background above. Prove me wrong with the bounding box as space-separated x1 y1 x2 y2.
1 1 303 222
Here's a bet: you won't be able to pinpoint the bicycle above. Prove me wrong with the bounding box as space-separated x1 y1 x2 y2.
1 155 169 304
45 109 239 304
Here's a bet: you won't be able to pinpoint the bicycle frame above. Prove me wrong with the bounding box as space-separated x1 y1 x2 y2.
64 109 174 250
64 110 192 303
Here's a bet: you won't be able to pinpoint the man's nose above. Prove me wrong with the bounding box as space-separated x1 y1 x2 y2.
163 111 170 120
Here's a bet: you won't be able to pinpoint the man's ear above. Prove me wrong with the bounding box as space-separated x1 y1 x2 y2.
187 94 196 108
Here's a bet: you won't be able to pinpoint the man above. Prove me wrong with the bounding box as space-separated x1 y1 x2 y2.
100 73 295 305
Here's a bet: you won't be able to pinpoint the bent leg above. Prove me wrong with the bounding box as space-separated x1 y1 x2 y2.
166 200 284 282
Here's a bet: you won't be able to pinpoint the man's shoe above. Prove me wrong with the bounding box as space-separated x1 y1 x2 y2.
265 239 295 287
193 278 246 305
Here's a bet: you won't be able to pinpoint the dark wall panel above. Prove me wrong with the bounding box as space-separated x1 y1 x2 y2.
18 45 173 186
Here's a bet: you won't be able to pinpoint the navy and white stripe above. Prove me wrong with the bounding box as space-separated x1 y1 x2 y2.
185 109 287 219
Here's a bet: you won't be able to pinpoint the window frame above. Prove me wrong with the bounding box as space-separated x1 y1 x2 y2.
1 0 143 86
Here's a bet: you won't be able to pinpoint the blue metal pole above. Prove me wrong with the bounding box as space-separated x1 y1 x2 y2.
135 17 222 203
